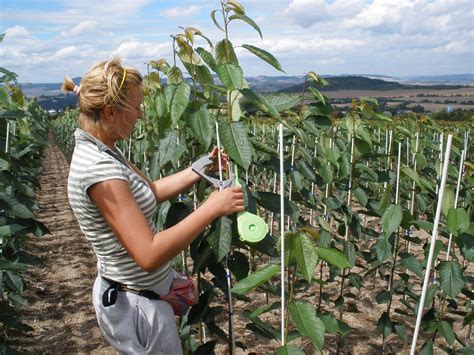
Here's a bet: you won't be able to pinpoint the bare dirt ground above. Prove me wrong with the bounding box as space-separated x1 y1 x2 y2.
8 136 472 354
8 140 114 354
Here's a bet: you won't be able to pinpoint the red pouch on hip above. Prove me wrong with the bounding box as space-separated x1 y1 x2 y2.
161 271 198 316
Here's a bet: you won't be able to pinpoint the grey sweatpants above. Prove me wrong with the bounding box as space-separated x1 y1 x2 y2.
92 276 183 355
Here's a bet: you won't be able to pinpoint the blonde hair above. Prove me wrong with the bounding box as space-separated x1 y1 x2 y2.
62 57 142 125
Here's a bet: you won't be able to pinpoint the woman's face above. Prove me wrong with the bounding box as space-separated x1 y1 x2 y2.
114 85 143 140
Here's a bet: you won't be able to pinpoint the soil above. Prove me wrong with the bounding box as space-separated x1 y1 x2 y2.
7 136 472 354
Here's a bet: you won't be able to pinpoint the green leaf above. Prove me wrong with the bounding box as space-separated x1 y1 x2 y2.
218 120 252 170
241 44 284 73
394 323 407 343
276 345 305 355
316 247 351 269
211 10 225 32
158 130 178 167
309 87 326 106
318 314 351 335
196 47 217 71
240 88 281 120
377 312 392 338
376 290 391 304
254 191 300 223
379 185 392 211
288 301 325 351
215 39 238 65
419 340 433 355
381 204 403 237
438 320 455 345
399 252 423 277
438 260 465 298
457 234 474 262
215 63 244 90
447 207 470 236
441 186 455 218
1 194 34 219
293 233 318 282
353 187 368 207
207 216 232 262
229 14 263 39
375 236 392 263
169 82 190 125
231 264 280 295
401 166 420 185
186 104 213 150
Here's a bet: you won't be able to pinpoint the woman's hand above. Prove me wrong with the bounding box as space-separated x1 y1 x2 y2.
204 186 245 217
207 146 229 173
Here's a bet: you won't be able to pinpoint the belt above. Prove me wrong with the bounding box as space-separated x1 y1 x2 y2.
101 277 161 307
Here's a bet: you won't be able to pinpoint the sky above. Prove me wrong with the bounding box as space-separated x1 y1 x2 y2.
1 0 473 83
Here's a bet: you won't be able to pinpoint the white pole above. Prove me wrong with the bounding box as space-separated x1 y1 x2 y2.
279 124 285 346
287 135 296 229
215 122 235 355
395 142 402 205
410 134 453 355
446 149 465 261
5 121 10 154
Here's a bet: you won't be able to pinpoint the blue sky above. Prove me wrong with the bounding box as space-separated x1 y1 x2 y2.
1 0 473 83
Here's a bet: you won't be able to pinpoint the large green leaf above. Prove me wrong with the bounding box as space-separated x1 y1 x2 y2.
377 312 392 338
288 301 325 352
218 120 252 170
215 39 238 64
381 204 403 237
399 252 423 277
441 186 455 218
196 47 217 71
316 247 351 269
215 63 244 90
253 191 299 223
169 82 190 125
158 130 178 167
438 260 465 298
375 236 392 263
231 263 280 295
240 88 281 120
447 207 470 236
293 233 318 282
242 44 284 73
318 314 351 335
438 320 455 345
0 194 34 219
186 104 213 150
207 216 232 262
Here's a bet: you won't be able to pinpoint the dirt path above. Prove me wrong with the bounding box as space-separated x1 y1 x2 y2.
10 137 113 353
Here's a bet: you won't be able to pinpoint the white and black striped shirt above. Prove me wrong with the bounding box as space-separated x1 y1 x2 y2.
67 128 172 291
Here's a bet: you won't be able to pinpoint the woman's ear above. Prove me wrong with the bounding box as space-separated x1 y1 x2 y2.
102 104 116 123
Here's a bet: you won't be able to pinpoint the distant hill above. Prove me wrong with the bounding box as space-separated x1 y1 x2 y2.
20 74 471 111
278 75 465 93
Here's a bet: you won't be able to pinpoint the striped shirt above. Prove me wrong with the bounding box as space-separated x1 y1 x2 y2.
67 128 172 291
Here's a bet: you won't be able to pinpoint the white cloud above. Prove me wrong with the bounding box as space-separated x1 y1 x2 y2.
113 40 170 60
59 20 99 38
55 46 78 58
161 5 200 18
5 26 32 38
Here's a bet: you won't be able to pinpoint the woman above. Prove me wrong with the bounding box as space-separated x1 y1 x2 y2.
62 58 244 354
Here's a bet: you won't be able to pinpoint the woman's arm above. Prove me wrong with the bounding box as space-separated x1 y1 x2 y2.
88 179 244 272
128 163 199 203
128 147 228 203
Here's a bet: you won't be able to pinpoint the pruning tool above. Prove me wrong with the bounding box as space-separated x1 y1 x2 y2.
191 155 268 243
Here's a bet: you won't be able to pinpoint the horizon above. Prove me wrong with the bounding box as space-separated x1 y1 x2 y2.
1 0 473 83
17 73 474 85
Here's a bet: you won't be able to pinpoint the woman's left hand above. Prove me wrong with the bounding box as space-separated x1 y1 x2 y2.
207 146 229 173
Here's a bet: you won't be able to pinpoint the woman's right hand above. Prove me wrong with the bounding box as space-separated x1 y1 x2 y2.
204 186 245 218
